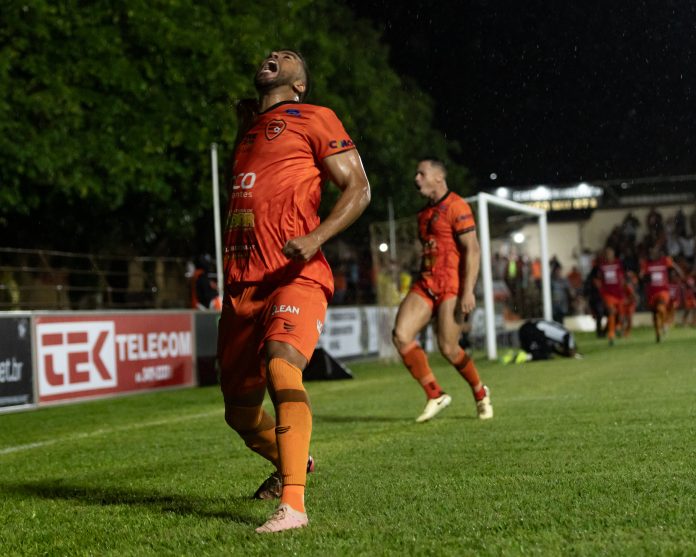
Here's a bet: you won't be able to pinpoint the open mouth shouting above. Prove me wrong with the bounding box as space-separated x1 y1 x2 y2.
257 57 280 81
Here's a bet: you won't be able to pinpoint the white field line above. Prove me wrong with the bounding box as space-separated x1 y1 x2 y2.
0 409 223 456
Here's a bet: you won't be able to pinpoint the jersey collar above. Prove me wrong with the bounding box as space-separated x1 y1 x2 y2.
429 190 451 207
259 100 301 115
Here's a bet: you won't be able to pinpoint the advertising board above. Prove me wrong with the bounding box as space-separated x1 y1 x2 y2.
34 313 194 404
0 314 34 410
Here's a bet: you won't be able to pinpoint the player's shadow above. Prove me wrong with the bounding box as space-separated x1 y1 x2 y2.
0 480 258 525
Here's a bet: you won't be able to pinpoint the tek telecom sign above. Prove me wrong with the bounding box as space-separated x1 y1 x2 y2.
36 320 118 397
0 314 34 409
35 313 195 404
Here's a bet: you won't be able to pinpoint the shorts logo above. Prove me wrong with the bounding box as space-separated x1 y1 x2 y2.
317 320 323 334
271 304 300 316
265 119 286 141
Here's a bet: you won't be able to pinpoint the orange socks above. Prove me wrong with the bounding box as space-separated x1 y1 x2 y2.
607 312 616 340
453 349 485 401
399 341 443 399
267 358 312 513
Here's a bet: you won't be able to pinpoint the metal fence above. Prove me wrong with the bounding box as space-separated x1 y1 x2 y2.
0 247 195 311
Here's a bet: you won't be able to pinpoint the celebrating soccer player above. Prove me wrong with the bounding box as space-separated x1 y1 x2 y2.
640 246 683 342
217 50 370 533
392 158 493 423
594 247 625 345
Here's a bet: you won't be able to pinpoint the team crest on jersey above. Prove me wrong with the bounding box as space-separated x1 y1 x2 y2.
265 119 286 141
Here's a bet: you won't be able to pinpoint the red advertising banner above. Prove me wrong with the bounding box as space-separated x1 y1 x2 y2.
35 313 195 404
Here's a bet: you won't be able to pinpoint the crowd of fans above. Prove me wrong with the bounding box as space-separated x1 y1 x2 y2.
496 205 696 329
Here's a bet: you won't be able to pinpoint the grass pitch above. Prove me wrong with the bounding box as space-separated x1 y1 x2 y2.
1 326 695 556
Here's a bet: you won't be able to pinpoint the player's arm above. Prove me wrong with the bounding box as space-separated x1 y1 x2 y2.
282 149 371 261
456 230 480 316
669 258 686 279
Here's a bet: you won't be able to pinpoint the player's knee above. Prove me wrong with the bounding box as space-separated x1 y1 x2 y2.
392 327 411 350
224 404 262 434
265 341 307 371
438 342 460 363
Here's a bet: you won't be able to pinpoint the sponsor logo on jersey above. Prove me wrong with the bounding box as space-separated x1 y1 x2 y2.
328 138 354 149
224 244 255 259
285 108 302 117
271 304 301 316
226 209 255 229
232 172 256 190
265 119 287 140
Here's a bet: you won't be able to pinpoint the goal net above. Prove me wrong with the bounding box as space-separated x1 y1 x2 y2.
369 193 551 360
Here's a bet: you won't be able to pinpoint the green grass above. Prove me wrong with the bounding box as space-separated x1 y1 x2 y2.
1 326 696 556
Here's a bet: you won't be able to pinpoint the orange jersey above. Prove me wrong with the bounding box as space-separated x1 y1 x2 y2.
417 191 475 295
223 101 356 297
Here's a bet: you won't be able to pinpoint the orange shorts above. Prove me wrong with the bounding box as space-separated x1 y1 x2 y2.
410 279 458 310
217 279 327 398
601 293 624 311
648 290 670 309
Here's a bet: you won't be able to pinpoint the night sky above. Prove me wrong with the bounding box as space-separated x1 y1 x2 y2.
344 0 696 189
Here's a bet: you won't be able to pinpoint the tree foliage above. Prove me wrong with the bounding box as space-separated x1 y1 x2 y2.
0 0 471 254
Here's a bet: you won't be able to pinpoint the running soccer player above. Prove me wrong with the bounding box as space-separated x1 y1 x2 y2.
594 247 625 345
392 158 493 423
666 268 682 327
640 247 682 342
217 50 370 533
681 270 696 327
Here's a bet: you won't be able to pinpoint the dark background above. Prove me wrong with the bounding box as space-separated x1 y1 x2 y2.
345 0 696 188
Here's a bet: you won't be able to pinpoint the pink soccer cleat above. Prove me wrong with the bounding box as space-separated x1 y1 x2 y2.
255 503 308 533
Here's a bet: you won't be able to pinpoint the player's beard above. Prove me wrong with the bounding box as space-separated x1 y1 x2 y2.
254 69 295 97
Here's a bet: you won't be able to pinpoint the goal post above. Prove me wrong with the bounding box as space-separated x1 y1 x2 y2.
469 192 551 360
